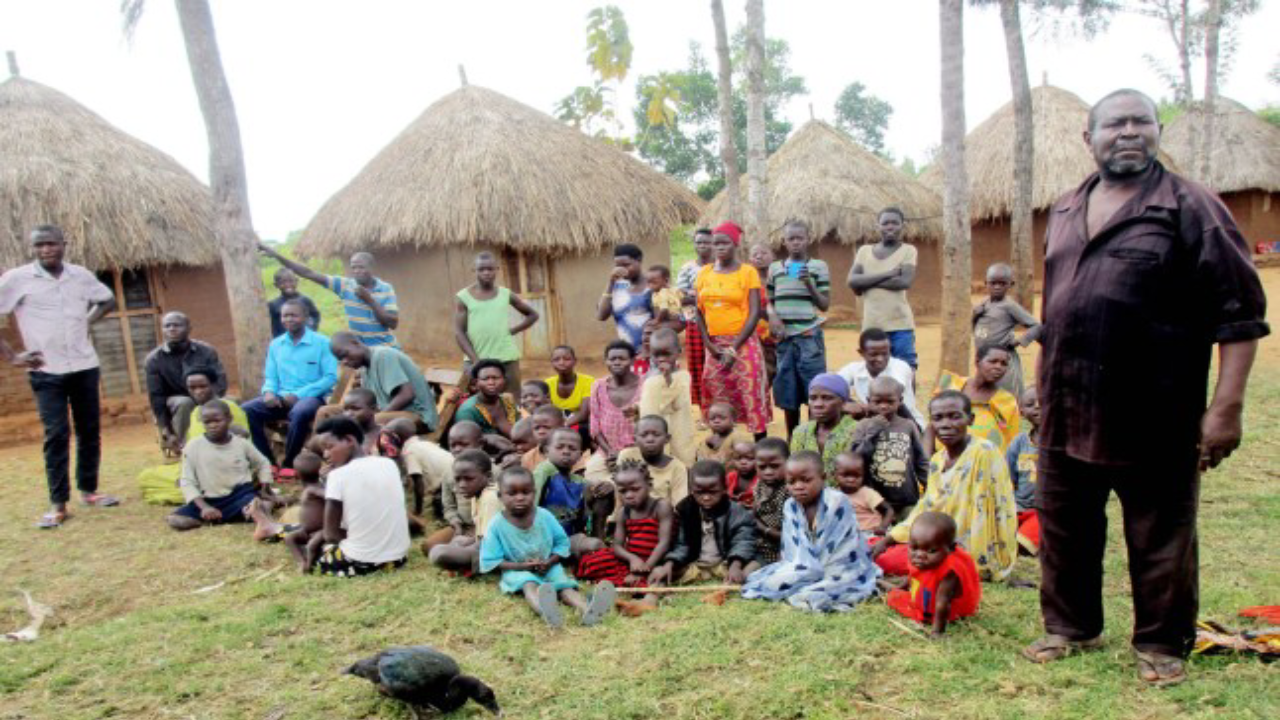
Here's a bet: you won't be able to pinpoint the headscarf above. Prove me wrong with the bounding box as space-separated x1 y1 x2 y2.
808 373 851 402
713 221 743 246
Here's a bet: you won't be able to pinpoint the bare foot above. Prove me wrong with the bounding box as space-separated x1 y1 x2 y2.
248 499 283 542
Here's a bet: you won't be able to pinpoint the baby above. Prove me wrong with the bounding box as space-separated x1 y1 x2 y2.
646 264 683 325
520 380 552 417
696 401 754 464
886 511 982 636
726 441 758 508
283 451 327 572
834 451 894 537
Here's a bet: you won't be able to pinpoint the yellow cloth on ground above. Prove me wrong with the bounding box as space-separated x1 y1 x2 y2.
138 399 250 505
889 438 1018 581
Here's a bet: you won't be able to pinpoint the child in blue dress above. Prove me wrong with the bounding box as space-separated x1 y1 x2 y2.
479 466 616 628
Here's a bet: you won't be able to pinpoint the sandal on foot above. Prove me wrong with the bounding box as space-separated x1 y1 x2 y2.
36 511 69 529
1022 634 1104 663
81 493 120 507
1134 649 1187 688
536 583 564 629
582 581 617 627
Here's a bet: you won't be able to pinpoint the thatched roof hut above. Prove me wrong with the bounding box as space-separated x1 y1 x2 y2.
0 75 237 421
0 77 218 270
699 120 942 244
1163 99 1280 250
296 84 703 358
699 120 945 318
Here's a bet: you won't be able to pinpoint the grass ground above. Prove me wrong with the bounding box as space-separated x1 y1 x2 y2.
1 272 1276 719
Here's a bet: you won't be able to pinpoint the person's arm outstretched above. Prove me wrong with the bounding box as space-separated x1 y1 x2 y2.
257 242 330 287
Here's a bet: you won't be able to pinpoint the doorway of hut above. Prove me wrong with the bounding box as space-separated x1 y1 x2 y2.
500 249 561 359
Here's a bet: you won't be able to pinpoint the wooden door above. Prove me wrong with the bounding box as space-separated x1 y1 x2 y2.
501 250 560 358
91 268 161 398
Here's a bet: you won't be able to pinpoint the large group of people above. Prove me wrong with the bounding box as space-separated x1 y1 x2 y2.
0 89 1269 686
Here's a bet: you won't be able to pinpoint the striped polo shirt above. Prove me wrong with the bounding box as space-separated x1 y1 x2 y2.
765 258 830 335
326 275 399 347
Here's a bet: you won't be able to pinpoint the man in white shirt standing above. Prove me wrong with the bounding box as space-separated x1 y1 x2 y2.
312 416 410 577
836 327 926 430
0 226 120 528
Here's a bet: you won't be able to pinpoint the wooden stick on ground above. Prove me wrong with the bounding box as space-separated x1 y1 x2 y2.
614 584 742 595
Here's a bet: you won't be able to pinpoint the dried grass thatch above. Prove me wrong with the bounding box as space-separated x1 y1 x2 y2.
297 85 703 258
920 85 1178 221
0 76 217 271
1162 98 1280 193
699 120 943 245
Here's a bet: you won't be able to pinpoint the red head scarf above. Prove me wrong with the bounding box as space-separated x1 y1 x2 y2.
713 221 743 246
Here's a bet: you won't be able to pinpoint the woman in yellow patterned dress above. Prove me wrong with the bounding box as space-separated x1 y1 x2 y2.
928 344 1021 453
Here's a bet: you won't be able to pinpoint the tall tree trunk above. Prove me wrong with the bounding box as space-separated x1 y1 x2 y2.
174 0 269 397
744 0 768 244
1200 0 1222 181
710 0 741 221
1000 0 1036 312
1173 0 1194 105
939 0 972 376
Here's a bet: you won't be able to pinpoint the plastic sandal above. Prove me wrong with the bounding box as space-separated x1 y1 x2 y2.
537 583 564 629
582 581 617 627
36 511 68 529
81 493 120 507
1134 649 1188 688
1021 634 1103 663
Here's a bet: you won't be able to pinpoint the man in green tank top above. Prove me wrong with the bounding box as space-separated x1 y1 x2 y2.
454 252 540 391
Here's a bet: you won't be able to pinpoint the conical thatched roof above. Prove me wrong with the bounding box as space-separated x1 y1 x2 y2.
297 85 703 257
0 76 217 270
920 85 1177 221
698 120 942 245
1163 98 1280 193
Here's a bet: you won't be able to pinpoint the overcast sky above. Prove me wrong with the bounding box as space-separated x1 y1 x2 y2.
2 0 1277 242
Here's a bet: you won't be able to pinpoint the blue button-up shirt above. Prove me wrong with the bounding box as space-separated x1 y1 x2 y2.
261 328 338 399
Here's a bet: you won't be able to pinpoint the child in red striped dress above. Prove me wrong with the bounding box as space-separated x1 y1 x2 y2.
575 460 675 608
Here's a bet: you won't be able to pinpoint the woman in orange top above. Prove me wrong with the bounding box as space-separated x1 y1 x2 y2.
694 222 772 437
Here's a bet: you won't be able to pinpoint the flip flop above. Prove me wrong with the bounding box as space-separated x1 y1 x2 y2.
1021 634 1104 663
537 583 564 629
36 511 69 529
582 581 616 627
81 493 120 508
1134 649 1188 688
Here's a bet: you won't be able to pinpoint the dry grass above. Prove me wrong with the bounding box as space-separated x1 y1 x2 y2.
918 85 1179 221
296 85 703 260
0 77 218 271
1162 98 1280 193
699 120 943 246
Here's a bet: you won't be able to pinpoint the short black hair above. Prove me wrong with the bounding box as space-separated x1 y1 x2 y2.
497 465 533 491
691 459 727 484
315 416 364 445
549 427 582 446
975 342 1011 363
648 264 671 280
930 389 973 415
613 243 643 261
604 339 636 359
788 450 825 475
858 327 890 350
201 398 231 418
521 379 550 397
637 414 669 434
272 267 296 283
454 448 493 474
280 297 310 314
551 344 576 358
783 218 810 234
1088 88 1158 132
343 387 377 407
755 436 790 458
878 206 906 222
531 404 563 421
471 358 507 382
613 458 652 484
184 365 220 385
30 225 65 242
693 227 713 238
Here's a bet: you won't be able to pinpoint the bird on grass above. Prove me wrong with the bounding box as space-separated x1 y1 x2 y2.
345 646 501 717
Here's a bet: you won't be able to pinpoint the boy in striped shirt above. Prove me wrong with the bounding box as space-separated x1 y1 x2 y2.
766 220 831 437
258 243 400 347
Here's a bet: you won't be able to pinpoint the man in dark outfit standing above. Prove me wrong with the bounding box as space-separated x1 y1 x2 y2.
1023 89 1269 686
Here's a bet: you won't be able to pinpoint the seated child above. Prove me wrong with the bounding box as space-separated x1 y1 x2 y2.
521 405 587 472
546 345 594 448
886 511 982 635
479 466 616 629
646 264 683 324
726 441 759 508
1006 386 1041 555
746 438 789 569
342 388 382 456
742 451 882 612
851 376 929 518
380 418 453 521
576 459 675 607
520 380 551 417
650 460 757 586
615 415 690 514
508 418 536 462
420 421 487 555
428 449 502 573
695 402 755 464
532 428 614 553
282 451 327 572
167 401 274 531
835 451 893 537
639 327 696 467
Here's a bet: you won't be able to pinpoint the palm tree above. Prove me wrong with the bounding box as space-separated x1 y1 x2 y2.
999 0 1035 311
711 0 741 221
123 0 269 395
744 0 768 243
939 0 973 375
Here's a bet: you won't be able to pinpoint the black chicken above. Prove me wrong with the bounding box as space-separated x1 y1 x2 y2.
345 646 501 717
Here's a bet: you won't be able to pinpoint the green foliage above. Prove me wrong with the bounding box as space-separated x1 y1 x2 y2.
1259 105 1280 129
258 231 345 336
556 5 633 145
633 35 807 188
1157 98 1187 126
833 82 893 157
585 5 632 83
669 224 697 269
898 156 921 178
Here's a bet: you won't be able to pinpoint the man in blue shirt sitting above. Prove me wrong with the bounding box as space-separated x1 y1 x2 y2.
242 299 339 469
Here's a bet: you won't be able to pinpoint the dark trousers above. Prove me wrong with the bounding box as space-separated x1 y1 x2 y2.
29 368 102 505
1038 448 1200 658
242 395 325 469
